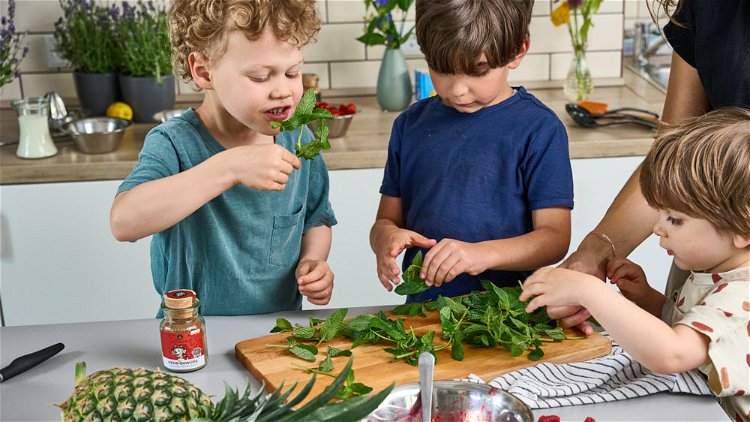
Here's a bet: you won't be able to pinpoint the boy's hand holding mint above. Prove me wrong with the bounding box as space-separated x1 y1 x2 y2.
371 224 435 291
226 143 301 191
271 88 334 160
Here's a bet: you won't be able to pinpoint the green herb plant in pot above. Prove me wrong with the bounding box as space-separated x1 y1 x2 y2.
54 0 121 116
115 0 174 123
357 0 414 112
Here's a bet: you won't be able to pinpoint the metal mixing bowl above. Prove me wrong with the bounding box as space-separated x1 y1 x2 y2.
153 108 186 123
364 380 533 422
308 113 354 138
66 117 131 154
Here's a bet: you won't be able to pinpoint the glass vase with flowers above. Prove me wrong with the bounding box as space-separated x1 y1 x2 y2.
55 0 122 116
357 0 415 111
115 0 174 122
551 0 602 102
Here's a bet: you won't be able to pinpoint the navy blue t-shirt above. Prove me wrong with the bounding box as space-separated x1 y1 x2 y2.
380 87 574 302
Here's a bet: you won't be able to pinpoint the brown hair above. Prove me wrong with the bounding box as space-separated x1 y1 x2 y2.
168 0 320 82
647 0 685 28
640 107 750 236
415 0 533 75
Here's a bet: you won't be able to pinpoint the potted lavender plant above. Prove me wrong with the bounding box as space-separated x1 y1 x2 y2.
54 0 121 116
0 0 28 95
115 0 174 122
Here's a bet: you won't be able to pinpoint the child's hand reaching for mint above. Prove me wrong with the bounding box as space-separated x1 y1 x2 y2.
270 88 334 160
296 259 334 305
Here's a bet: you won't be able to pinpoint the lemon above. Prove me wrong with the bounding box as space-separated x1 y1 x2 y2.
106 102 133 120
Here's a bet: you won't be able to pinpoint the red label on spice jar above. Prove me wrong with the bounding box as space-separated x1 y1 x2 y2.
160 328 206 371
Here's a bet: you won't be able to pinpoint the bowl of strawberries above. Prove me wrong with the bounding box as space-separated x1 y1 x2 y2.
309 101 357 138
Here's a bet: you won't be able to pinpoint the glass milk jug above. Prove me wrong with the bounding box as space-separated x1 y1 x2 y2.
11 96 58 159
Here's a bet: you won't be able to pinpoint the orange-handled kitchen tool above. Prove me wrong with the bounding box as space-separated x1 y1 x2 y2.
578 100 609 115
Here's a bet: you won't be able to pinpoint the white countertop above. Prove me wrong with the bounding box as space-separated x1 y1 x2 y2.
0 306 727 421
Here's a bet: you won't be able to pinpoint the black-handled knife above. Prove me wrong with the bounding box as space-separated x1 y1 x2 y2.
0 342 65 383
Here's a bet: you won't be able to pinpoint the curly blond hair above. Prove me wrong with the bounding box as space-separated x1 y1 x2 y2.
167 0 320 82
640 107 750 237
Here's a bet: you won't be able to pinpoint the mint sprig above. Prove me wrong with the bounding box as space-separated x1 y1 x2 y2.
394 251 431 295
270 88 334 160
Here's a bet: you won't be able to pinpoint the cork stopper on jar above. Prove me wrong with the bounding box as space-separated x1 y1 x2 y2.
164 289 197 309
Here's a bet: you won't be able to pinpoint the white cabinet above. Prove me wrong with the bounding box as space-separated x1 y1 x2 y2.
0 181 158 326
0 156 671 326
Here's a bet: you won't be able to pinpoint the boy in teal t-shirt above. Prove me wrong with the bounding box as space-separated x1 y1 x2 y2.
111 0 336 315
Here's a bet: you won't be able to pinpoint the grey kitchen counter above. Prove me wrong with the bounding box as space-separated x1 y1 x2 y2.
0 306 727 421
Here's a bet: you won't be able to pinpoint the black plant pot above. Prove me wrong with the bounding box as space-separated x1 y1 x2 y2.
119 74 176 123
73 72 122 117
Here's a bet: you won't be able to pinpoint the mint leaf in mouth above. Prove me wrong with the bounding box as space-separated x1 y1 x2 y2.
270 88 334 160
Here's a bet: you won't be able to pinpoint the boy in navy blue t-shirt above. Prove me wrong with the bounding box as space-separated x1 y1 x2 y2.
370 0 574 303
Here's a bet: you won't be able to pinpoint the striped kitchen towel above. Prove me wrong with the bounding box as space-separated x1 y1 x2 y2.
466 334 713 409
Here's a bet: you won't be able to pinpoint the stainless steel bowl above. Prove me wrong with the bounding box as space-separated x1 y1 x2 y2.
153 108 186 123
364 380 533 422
66 117 131 154
308 113 354 138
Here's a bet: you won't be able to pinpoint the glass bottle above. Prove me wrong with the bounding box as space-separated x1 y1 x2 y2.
303 72 321 102
159 289 208 372
563 48 593 103
11 96 58 159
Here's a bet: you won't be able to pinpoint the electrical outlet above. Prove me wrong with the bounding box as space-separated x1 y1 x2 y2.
44 34 69 69
401 31 422 56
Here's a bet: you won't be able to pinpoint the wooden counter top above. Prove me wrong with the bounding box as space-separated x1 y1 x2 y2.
0 69 665 185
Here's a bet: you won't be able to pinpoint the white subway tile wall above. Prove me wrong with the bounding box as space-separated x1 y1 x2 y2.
624 0 660 31
0 0 625 102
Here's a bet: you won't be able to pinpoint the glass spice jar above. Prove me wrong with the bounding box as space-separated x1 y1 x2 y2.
159 289 208 372
303 72 321 102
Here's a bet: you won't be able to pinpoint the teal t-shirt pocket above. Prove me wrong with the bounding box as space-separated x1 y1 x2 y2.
269 207 304 266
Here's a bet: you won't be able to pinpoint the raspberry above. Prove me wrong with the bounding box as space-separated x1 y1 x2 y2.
537 416 561 422
584 418 597 422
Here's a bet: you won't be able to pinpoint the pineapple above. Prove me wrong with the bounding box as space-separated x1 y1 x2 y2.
58 358 392 422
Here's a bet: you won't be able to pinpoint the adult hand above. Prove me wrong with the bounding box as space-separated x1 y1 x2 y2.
559 248 608 280
296 259 334 305
227 144 301 191
420 239 486 287
550 235 612 335
373 227 436 291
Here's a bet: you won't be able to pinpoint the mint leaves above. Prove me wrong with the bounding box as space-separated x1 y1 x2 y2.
394 251 431 295
432 283 566 361
267 280 574 371
270 88 334 160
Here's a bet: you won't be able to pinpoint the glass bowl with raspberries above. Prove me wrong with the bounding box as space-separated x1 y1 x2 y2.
308 101 357 138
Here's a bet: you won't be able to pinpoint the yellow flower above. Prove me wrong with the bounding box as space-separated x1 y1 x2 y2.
551 1 571 27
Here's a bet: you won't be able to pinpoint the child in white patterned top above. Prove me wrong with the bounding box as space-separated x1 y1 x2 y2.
520 107 750 421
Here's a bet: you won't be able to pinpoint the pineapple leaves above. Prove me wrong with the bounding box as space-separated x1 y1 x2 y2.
269 89 333 160
303 386 394 422
274 358 355 422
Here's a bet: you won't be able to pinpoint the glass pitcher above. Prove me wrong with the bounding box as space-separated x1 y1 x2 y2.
11 96 58 159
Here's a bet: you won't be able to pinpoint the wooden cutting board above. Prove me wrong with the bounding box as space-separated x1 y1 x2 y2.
235 309 611 403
